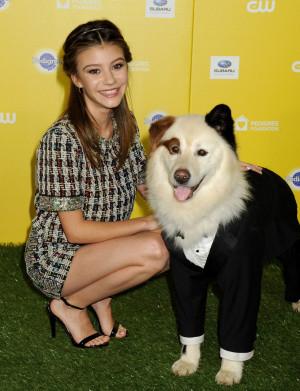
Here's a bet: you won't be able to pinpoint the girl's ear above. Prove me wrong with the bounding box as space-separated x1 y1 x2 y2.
70 74 82 88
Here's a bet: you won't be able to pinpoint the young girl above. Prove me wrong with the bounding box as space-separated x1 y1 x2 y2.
25 19 170 348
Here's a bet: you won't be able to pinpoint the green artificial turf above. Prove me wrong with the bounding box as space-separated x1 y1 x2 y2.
0 244 299 391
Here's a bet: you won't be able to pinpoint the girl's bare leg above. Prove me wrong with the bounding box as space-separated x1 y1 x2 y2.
49 299 110 347
92 252 170 338
51 232 169 347
91 297 127 338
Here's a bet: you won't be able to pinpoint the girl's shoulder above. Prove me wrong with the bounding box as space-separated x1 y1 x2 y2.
41 115 80 145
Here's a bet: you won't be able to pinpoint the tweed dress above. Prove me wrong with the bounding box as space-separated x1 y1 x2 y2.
25 114 147 299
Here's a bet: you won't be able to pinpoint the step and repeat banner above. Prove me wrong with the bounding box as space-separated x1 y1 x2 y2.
0 0 299 243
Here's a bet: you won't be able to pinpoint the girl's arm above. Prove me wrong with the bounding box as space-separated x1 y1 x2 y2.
58 210 160 244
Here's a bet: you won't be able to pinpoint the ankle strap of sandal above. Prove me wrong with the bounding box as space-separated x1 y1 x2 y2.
61 297 85 310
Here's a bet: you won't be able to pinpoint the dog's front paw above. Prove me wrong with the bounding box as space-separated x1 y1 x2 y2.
172 343 201 376
215 369 242 385
292 300 300 312
172 358 198 376
215 359 243 386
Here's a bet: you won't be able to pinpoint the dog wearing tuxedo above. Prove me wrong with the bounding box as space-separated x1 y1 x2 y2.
146 104 300 385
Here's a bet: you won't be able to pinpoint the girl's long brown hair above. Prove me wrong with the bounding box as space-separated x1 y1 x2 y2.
62 20 136 170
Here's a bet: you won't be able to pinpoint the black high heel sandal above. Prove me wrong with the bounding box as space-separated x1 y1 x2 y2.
48 298 109 349
89 306 129 338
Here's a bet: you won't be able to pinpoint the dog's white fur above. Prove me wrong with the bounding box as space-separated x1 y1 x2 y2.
292 299 300 312
147 115 251 249
215 358 244 385
172 344 201 376
172 343 243 385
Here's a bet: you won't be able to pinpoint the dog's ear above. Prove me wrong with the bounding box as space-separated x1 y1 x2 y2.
149 116 176 152
205 104 237 151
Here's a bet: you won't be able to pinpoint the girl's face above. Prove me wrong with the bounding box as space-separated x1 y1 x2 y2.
71 43 128 115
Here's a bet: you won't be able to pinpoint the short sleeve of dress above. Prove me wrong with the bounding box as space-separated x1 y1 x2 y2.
36 126 84 212
129 119 147 186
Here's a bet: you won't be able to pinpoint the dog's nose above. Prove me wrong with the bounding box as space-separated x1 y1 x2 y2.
174 169 190 184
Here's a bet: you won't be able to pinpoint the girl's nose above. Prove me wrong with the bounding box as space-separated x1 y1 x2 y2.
102 69 115 84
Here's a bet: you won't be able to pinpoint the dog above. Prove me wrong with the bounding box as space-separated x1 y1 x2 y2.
146 104 300 385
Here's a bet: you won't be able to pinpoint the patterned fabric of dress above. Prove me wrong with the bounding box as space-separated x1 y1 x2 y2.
25 114 147 298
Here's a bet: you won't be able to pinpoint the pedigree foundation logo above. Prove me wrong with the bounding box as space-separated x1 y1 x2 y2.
146 0 175 18
57 0 69 8
235 115 279 132
247 1 275 13
235 115 248 131
0 0 11 12
144 111 166 126
292 61 300 73
32 50 62 73
286 169 300 191
129 61 150 72
210 57 240 79
57 0 102 10
0 112 16 124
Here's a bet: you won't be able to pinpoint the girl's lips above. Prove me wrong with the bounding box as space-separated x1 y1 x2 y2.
99 88 120 97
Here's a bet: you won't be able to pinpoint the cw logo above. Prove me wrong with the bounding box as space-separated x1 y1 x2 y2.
0 113 16 124
292 61 300 73
247 1 275 13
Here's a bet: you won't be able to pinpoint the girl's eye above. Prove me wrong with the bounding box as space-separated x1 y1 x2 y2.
89 69 100 74
171 145 180 154
113 63 124 70
197 149 208 156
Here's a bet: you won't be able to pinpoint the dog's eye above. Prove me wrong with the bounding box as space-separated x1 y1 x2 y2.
197 149 208 156
171 145 180 154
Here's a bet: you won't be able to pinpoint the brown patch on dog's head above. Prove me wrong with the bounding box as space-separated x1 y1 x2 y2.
149 116 175 153
159 137 180 155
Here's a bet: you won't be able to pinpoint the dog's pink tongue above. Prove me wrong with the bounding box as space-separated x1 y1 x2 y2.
174 186 192 202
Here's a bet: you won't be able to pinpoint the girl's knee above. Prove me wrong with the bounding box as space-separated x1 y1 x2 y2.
152 234 169 260
144 234 169 271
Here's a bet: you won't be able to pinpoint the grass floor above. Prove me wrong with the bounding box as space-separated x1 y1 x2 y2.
0 244 299 391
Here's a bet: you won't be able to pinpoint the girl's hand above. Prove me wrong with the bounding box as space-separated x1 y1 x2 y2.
137 184 147 200
239 161 263 174
143 214 162 232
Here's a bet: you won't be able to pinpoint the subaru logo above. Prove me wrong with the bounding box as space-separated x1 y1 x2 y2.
218 60 232 68
154 0 167 6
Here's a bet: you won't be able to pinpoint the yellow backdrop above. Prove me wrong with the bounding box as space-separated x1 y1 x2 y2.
0 0 299 243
